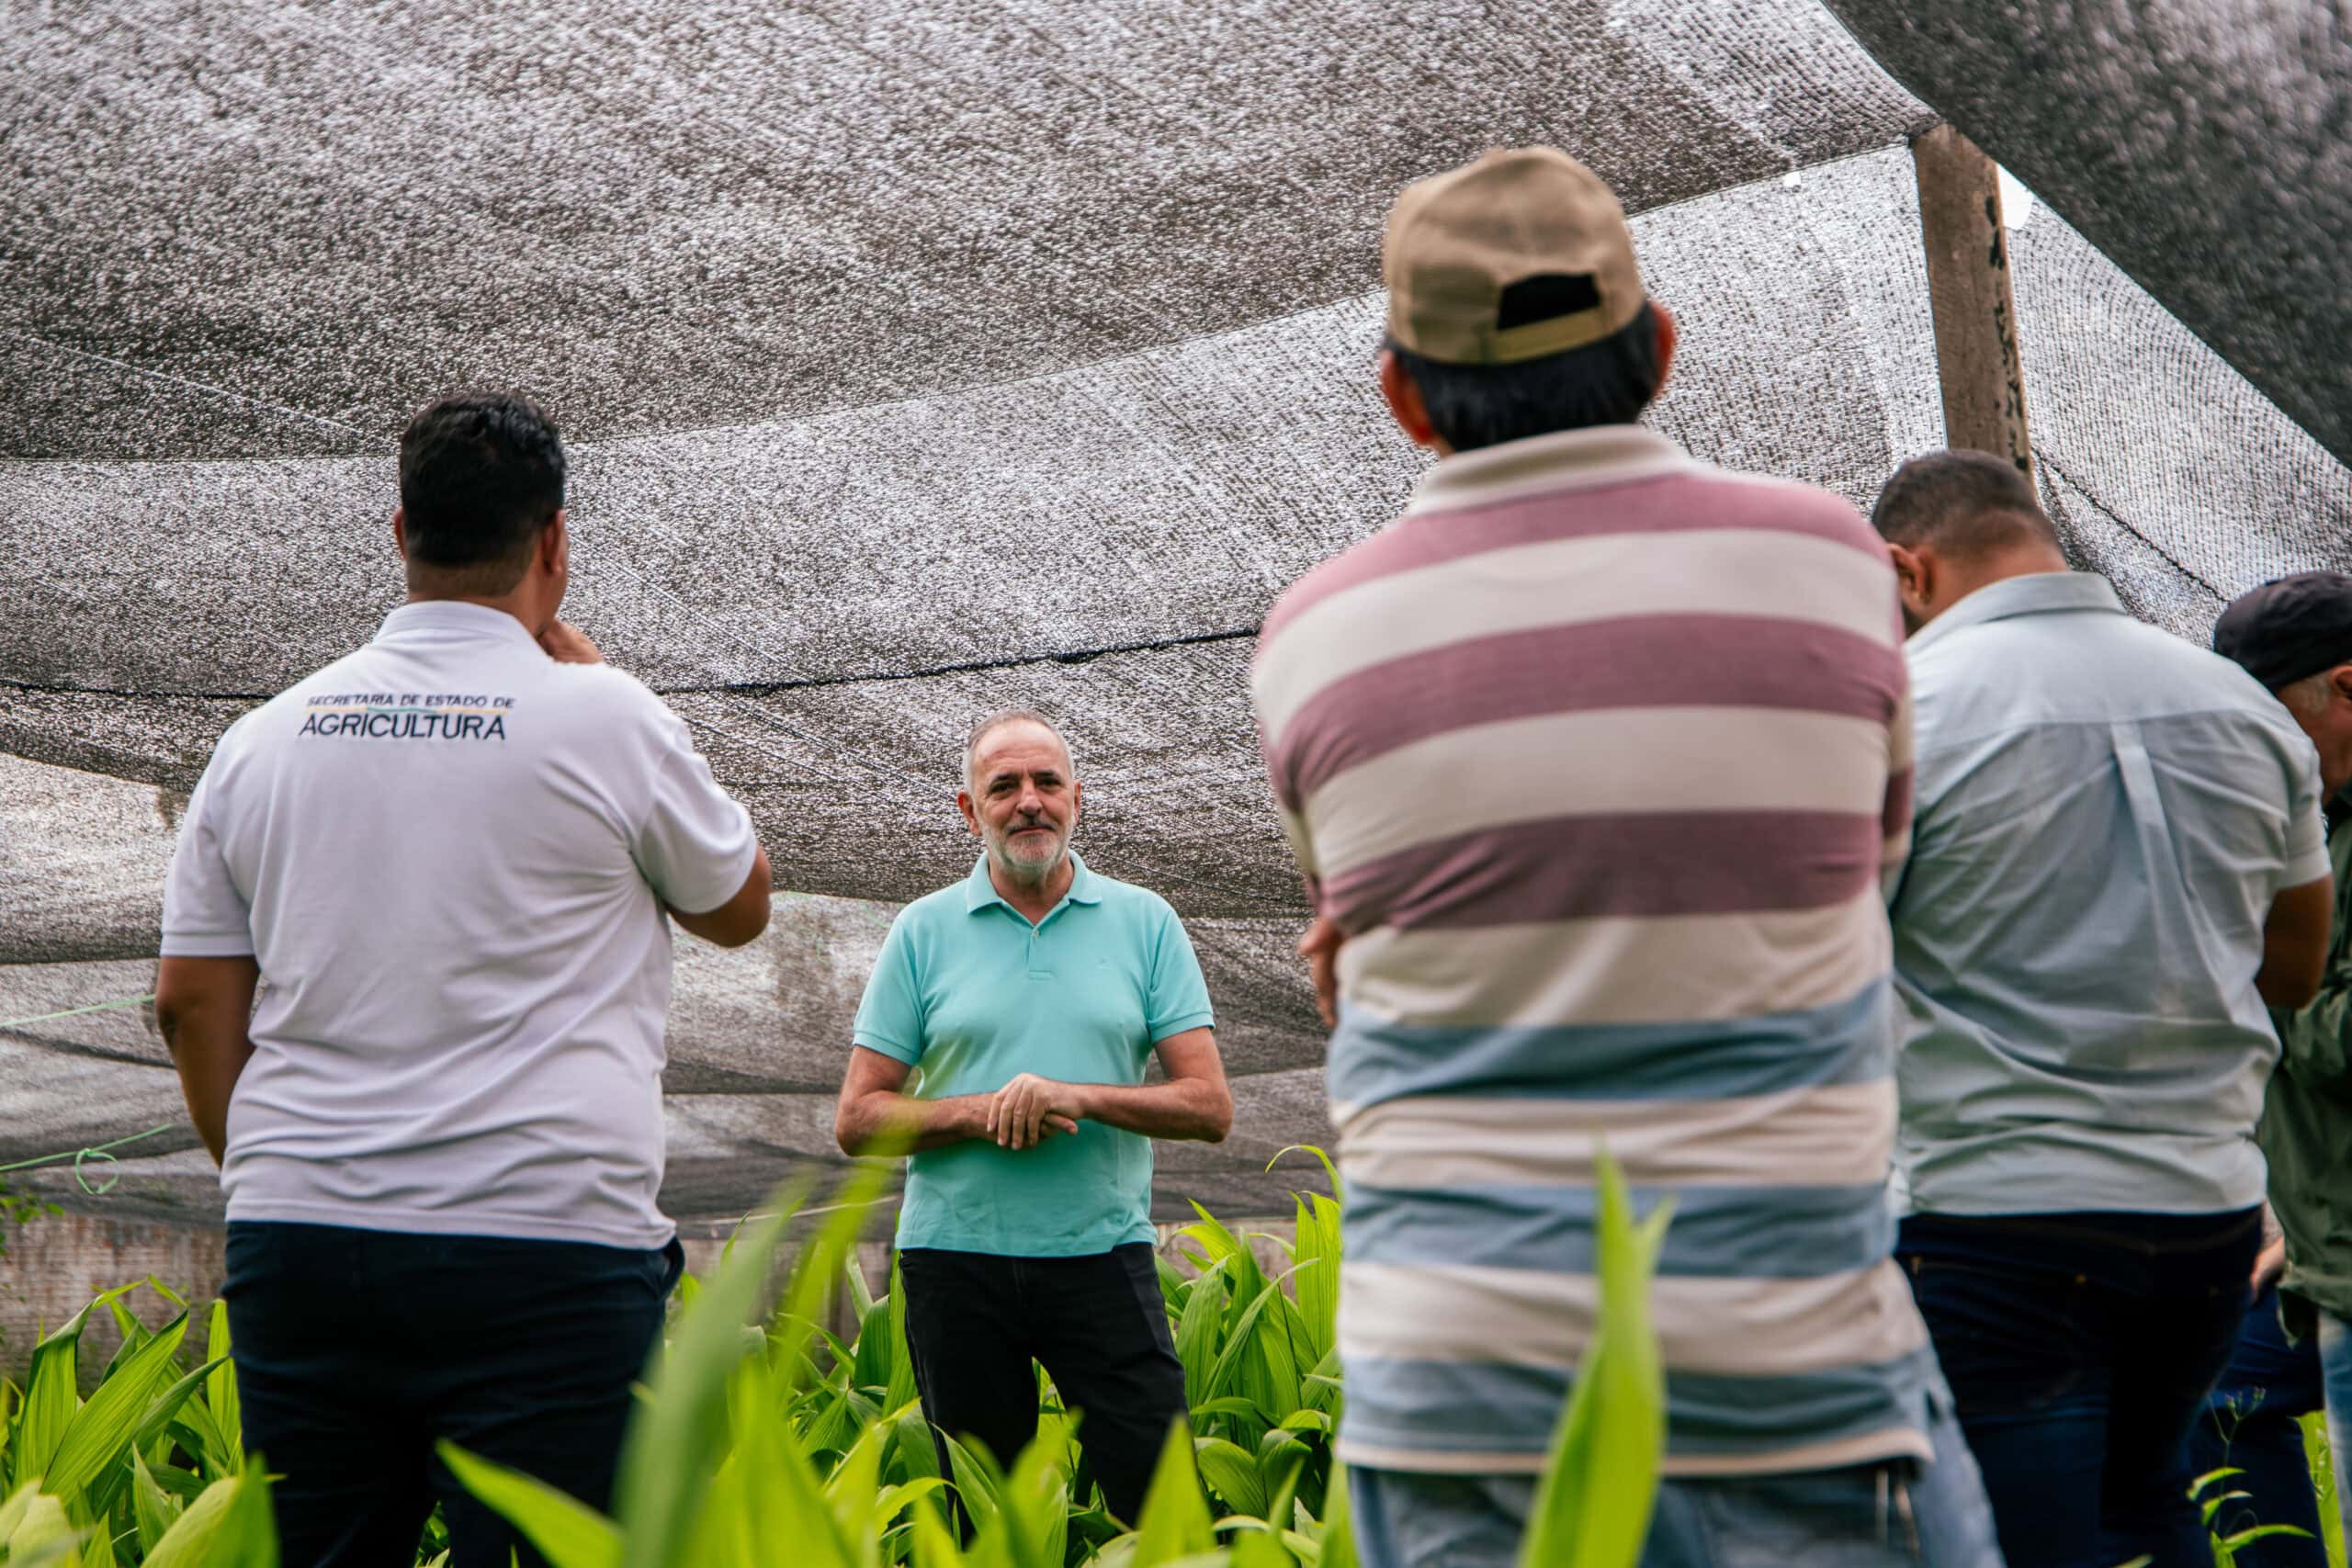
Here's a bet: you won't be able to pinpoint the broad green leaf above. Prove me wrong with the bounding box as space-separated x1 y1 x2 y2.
942 1433 1005 1537
883 1255 921 1418
1200 1281 1285 1407
438 1442 620 1568
204 1303 241 1472
907 1492 968 1568
135 1472 242 1568
613 1177 809 1568
1317 1459 1357 1568
45 1312 189 1504
850 1298 897 1393
1130 1420 1213 1557
1516 1147 1668 1568
1172 1259 1228 1405
1193 1437 1268 1519
821 1412 888 1550
5 1489 82 1566
132 1449 185 1557
12 1291 129 1489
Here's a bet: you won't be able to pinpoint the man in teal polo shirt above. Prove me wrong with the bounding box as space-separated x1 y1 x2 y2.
834 707 1232 1525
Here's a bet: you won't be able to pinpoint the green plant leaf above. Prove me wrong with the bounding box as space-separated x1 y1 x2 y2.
141 1464 277 1568
131 1449 184 1557
203 1303 241 1473
44 1312 189 1504
11 1290 130 1489
4 1488 82 1566
613 1178 810 1568
1515 1145 1668 1568
1194 1437 1268 1519
438 1442 620 1568
1130 1420 1213 1558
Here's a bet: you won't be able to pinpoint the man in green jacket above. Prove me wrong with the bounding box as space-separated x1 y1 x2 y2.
2214 570 2352 1542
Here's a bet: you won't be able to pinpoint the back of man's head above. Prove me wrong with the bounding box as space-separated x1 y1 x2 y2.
1871 449 2059 559
1380 148 1668 451
399 393 567 597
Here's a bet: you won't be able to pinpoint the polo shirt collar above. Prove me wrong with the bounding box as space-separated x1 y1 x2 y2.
1909 570 2123 653
962 849 1102 915
1404 424 1699 517
375 600 547 654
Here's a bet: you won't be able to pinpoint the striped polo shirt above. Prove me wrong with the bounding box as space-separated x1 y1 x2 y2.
1250 425 1936 1477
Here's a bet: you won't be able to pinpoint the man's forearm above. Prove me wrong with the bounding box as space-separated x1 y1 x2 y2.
1074 1079 1232 1143
838 1091 990 1155
154 957 260 1167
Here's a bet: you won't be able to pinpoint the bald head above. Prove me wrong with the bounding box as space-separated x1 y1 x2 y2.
1871 450 2068 632
963 708 1074 791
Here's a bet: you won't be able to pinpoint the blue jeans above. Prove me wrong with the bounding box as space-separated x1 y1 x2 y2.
1347 1399 2003 1568
1898 1207 2260 1568
2325 1313 2352 1544
2187 1284 2326 1568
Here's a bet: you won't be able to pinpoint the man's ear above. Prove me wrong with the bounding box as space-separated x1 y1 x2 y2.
2330 664 2352 709
541 509 569 577
1376 349 1445 454
956 788 981 839
391 507 408 560
1649 300 1678 399
1886 541 1933 616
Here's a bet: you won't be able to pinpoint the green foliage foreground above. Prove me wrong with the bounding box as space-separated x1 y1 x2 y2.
0 1151 1669 1568
3 1153 2337 1568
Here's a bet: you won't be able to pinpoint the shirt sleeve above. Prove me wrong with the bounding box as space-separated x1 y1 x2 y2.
2280 735 2333 889
1881 659 1917 907
1146 899 1216 1042
630 709 759 916
160 762 257 959
851 911 926 1066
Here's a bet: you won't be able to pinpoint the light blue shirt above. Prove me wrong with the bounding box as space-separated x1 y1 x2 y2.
851 851 1216 1257
1890 571 2331 1214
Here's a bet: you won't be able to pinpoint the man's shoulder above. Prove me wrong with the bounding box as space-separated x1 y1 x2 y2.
891 879 979 936
1082 869 1179 922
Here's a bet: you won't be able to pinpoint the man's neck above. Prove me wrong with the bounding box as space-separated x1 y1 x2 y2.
403 573 552 637
1928 547 2073 626
990 854 1074 925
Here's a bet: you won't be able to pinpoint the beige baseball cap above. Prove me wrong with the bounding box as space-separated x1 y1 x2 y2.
1383 147 1647 367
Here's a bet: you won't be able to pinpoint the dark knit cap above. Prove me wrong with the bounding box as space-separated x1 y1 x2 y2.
2213 570 2352 690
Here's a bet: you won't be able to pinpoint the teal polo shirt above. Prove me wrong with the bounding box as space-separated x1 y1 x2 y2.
851 851 1216 1257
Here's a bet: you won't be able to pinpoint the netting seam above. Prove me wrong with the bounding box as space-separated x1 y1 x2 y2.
0 626 1264 703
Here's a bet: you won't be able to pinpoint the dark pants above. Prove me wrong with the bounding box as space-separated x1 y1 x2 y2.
2187 1282 2328 1568
897 1244 1188 1526
1898 1206 2261 1568
224 1221 681 1568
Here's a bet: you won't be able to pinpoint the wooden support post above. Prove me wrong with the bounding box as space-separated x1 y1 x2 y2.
1911 123 2035 483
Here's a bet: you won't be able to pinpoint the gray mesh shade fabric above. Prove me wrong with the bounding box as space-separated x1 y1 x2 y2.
1820 1 2352 470
5 0 2348 1234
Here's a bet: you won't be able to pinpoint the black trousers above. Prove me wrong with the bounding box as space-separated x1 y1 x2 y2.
897 1243 1189 1526
1898 1206 2261 1568
224 1221 681 1568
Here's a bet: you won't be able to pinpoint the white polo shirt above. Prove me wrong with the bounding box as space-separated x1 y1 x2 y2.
162 601 758 1249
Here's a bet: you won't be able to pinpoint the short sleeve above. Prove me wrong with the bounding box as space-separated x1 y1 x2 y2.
1145 900 1216 1042
851 912 926 1066
161 757 256 958
631 712 759 915
2281 730 2333 888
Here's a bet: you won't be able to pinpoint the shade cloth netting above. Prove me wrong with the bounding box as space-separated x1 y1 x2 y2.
4 0 2346 1234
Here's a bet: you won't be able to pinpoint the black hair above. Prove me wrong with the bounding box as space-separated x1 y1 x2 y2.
1388 301 1664 452
398 392 567 593
1871 448 2059 558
